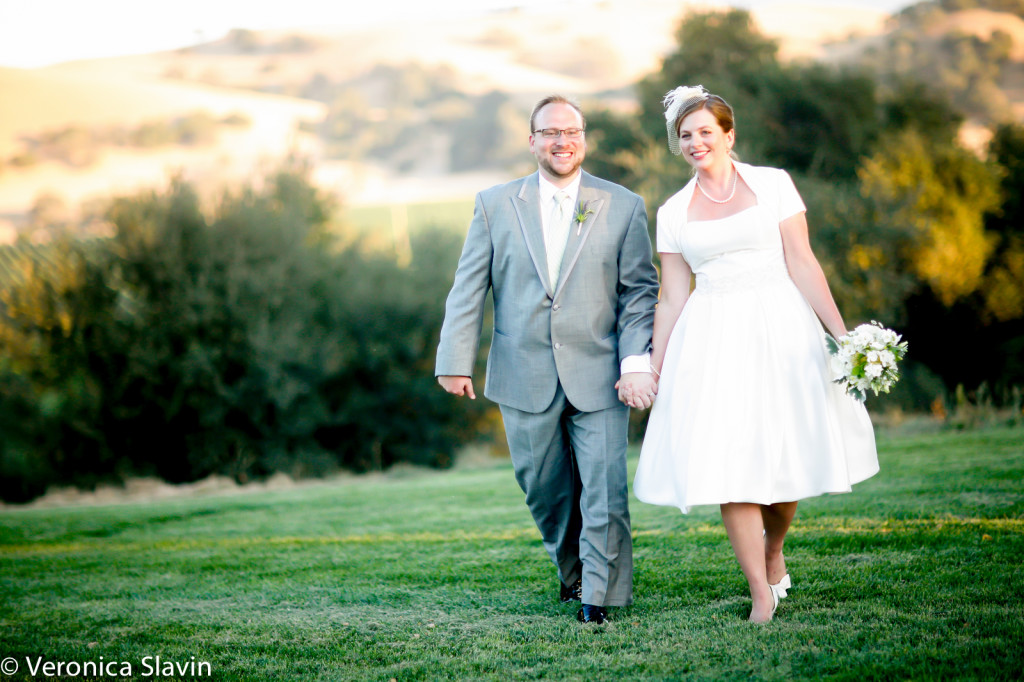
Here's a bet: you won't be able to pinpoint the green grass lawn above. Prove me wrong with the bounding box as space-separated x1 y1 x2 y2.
2 428 1022 681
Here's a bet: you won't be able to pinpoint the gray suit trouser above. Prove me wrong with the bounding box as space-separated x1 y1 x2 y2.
499 382 633 607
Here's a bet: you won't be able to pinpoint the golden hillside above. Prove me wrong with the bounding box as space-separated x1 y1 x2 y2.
0 0 931 226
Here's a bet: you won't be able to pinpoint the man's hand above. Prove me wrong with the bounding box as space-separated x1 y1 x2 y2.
438 375 476 399
615 372 658 409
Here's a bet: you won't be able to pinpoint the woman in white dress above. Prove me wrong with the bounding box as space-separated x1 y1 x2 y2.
631 86 879 623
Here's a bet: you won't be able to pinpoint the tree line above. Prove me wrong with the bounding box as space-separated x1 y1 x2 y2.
0 167 491 502
2 6 1022 502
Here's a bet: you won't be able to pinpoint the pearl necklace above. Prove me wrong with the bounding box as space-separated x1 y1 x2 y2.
695 168 737 204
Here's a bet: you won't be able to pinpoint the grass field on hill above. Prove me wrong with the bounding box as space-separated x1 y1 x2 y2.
1 427 1022 681
343 200 474 236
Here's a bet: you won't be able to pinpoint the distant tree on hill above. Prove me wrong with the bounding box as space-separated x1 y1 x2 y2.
934 0 1024 17
311 63 530 173
227 28 261 53
866 2 1020 122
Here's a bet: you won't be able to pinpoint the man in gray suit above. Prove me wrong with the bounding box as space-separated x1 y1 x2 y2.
436 95 659 624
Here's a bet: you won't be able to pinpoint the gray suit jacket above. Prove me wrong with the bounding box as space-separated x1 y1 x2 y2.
436 170 658 414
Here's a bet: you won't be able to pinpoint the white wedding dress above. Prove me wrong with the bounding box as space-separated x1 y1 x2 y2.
634 174 878 513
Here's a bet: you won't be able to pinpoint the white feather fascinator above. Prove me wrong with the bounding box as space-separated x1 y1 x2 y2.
663 85 709 155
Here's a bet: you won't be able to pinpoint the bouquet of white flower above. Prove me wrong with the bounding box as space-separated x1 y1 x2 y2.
826 321 908 402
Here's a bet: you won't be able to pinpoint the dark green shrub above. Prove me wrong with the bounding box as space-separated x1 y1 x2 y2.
0 169 488 501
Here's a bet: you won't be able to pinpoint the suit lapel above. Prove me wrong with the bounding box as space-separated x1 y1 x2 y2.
554 172 605 296
511 173 553 296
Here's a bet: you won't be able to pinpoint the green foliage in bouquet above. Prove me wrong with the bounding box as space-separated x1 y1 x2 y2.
827 322 909 402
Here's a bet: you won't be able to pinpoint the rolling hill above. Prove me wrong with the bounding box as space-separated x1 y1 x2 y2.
2 0 1019 236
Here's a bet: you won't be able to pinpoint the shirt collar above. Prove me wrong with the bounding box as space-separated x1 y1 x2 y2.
538 171 582 207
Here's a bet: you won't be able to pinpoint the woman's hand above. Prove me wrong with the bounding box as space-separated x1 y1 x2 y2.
615 372 658 409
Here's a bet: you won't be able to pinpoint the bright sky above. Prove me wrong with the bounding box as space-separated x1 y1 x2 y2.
0 0 916 69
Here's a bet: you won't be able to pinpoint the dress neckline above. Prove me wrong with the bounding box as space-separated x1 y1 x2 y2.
687 204 759 226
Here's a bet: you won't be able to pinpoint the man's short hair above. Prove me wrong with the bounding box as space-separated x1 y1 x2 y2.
530 95 586 133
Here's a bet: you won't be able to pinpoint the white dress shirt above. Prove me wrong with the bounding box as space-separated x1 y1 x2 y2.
538 172 581 245
538 173 651 376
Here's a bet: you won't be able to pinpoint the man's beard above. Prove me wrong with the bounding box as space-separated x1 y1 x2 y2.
539 154 583 179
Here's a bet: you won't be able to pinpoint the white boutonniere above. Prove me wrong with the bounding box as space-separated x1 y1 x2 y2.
574 203 594 235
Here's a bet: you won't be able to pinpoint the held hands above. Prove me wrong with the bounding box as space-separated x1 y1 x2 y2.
615 371 658 410
443 372 657 407
438 375 476 399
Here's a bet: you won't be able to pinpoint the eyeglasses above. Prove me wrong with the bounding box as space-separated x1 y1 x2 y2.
533 128 585 139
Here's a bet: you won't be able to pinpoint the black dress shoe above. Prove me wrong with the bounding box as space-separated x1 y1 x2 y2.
576 604 607 624
560 578 582 603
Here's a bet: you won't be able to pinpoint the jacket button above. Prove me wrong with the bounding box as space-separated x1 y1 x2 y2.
554 343 562 350
552 304 560 311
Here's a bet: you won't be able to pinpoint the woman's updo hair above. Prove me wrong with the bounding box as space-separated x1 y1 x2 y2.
663 85 736 156
677 95 734 136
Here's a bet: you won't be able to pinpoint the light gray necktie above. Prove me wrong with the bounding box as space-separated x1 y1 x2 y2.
546 189 572 288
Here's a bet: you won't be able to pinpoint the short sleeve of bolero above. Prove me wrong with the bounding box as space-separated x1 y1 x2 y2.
775 168 806 221
655 203 681 254
655 181 694 254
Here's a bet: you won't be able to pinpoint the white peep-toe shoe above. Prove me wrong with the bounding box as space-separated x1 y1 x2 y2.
770 574 792 599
